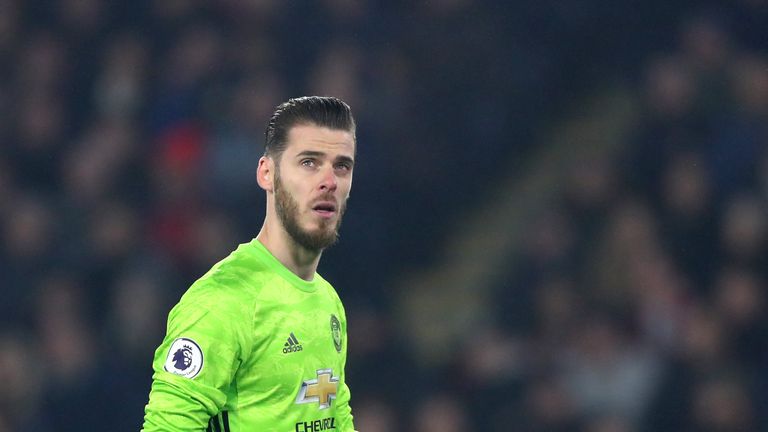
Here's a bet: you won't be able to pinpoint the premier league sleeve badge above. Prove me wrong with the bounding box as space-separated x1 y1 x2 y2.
163 337 204 379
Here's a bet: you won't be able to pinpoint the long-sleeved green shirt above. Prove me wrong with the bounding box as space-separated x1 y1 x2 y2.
143 239 354 431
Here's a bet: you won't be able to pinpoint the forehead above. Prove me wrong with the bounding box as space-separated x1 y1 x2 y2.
284 124 355 155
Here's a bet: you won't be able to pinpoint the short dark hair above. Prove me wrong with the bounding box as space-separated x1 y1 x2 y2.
264 96 356 161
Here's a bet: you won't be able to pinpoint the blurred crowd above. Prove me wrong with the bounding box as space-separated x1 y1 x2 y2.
1 1 767 431
511 13 768 432
352 7 768 432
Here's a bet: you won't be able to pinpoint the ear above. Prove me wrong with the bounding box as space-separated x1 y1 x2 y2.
256 156 274 192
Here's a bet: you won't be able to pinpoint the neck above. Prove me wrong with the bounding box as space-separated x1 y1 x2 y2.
256 221 322 281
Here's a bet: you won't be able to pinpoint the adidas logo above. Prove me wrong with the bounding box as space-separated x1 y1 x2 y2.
282 332 303 354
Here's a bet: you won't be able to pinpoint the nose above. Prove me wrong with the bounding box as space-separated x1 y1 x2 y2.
318 166 338 192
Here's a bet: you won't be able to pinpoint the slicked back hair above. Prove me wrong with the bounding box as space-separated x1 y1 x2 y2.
264 96 356 162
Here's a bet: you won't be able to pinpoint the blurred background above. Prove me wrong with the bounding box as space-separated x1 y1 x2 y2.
1 0 767 431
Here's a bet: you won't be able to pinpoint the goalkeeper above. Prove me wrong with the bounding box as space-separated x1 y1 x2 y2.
142 96 357 431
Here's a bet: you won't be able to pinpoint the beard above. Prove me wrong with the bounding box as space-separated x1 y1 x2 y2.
274 167 346 252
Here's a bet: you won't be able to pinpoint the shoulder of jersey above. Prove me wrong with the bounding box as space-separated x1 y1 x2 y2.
200 242 270 285
179 243 270 305
315 274 342 300
315 277 347 323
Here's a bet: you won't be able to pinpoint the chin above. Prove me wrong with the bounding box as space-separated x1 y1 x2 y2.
312 227 337 239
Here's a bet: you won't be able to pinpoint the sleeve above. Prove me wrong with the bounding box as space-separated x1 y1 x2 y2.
142 287 246 431
335 303 356 432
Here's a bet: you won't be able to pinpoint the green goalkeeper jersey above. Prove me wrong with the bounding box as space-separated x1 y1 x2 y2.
142 239 355 432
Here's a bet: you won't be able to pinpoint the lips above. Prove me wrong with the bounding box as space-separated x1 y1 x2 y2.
312 201 337 218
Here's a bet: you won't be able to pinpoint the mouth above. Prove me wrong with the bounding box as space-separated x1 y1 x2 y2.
312 201 337 219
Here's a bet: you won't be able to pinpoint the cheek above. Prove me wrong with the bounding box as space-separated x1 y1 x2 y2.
280 174 309 199
340 177 353 196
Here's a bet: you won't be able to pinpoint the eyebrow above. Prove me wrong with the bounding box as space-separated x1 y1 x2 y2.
295 150 355 165
295 150 325 159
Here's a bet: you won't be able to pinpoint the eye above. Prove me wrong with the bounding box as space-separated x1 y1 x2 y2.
300 158 316 168
334 162 352 171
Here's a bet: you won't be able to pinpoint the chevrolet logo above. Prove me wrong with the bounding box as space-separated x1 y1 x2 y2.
295 369 339 409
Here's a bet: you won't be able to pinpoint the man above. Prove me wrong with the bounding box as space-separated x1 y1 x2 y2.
143 96 357 431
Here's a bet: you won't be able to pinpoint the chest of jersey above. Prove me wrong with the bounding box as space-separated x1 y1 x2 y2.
228 278 346 429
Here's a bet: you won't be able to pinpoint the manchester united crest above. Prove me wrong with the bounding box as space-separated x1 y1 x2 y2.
330 315 342 353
